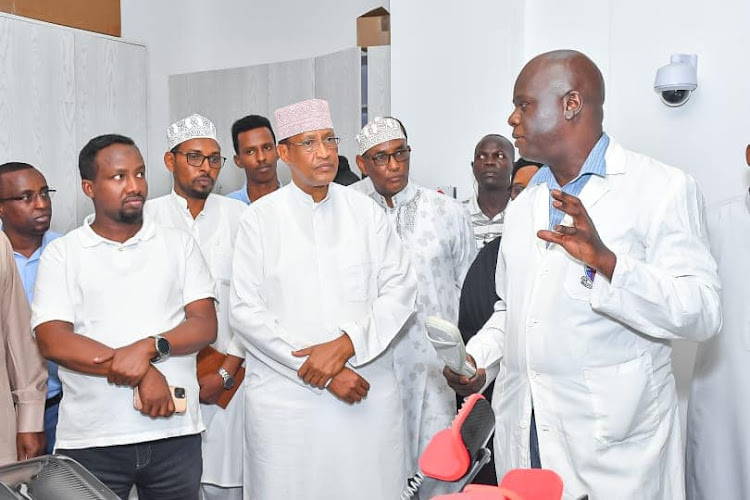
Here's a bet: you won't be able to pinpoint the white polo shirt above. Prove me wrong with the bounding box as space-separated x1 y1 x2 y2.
31 215 216 450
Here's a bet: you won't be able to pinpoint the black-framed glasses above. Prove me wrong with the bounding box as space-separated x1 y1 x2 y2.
173 151 226 169
366 147 411 167
287 136 340 153
0 188 56 203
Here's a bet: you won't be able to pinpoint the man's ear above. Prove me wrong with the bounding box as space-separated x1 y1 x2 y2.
277 143 290 164
745 144 749 167
563 91 583 121
234 154 242 168
164 152 176 173
81 179 94 200
355 155 368 176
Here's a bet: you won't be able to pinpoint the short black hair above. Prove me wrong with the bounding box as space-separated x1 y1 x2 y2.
79 134 136 181
512 158 544 181
0 162 36 192
231 115 276 153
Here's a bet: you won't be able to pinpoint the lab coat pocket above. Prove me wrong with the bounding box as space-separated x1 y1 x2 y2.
583 354 658 446
340 262 372 302
562 257 593 301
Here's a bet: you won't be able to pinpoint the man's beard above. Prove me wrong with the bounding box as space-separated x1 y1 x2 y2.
118 208 143 224
184 178 214 200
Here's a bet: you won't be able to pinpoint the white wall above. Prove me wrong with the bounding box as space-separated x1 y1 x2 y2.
121 0 387 198
392 0 750 446
391 1 525 198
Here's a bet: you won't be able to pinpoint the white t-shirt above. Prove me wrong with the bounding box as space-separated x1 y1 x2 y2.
31 215 216 449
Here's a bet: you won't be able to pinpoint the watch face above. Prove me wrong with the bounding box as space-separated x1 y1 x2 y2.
224 376 235 390
156 337 171 356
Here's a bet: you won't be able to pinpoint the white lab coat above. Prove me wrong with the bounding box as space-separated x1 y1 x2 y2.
229 182 417 500
686 192 750 500
467 139 721 499
145 192 246 488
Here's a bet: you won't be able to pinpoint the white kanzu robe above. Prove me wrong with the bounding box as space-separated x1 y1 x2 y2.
467 140 721 499
354 181 476 471
145 192 246 489
686 192 749 500
229 182 417 500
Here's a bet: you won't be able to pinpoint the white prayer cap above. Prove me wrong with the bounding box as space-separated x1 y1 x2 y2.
355 117 406 156
274 99 334 141
166 114 218 151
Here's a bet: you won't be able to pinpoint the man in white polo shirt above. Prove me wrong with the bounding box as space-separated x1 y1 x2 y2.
32 134 217 500
146 114 246 500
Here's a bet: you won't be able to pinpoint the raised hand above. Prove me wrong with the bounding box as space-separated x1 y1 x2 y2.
536 189 616 280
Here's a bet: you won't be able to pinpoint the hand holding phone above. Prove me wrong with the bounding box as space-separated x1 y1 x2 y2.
133 367 180 417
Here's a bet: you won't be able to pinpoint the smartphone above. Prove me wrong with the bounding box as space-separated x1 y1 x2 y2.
133 386 187 414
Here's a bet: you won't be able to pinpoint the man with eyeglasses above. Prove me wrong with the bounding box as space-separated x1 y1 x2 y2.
145 114 246 500
352 117 476 493
227 114 282 205
0 162 60 455
229 99 417 500
462 134 515 249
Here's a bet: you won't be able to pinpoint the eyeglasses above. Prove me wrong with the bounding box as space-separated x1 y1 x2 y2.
365 147 411 167
0 188 56 203
287 136 340 153
173 151 226 169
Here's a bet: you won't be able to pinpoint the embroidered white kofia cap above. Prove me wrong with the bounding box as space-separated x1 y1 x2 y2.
274 99 334 141
355 116 406 156
166 114 218 150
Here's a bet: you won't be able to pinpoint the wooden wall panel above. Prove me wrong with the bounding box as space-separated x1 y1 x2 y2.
315 48 361 167
367 46 391 121
74 32 147 222
0 16 77 233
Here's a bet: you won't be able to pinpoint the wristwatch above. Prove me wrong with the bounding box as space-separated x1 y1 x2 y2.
150 335 171 363
218 367 235 390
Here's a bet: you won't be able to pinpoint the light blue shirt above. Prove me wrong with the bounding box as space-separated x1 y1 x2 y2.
528 133 610 230
13 230 62 398
226 186 251 205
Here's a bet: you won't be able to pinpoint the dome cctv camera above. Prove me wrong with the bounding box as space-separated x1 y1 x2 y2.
654 54 698 107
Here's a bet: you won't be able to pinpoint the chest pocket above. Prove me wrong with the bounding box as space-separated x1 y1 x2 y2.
562 256 594 301
211 250 233 283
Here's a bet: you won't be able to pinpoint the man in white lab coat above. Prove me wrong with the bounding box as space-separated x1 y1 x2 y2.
686 144 750 500
229 99 417 500
444 50 721 499
145 114 246 500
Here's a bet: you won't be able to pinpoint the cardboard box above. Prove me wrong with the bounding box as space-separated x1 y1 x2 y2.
0 0 121 37
357 7 390 47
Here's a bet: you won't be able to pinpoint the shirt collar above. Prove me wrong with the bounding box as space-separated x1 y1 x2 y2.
372 182 417 210
12 230 59 262
79 213 157 248
529 133 610 188
169 190 216 219
288 179 331 207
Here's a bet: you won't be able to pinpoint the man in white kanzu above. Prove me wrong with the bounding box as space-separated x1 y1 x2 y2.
32 134 217 499
444 50 721 499
145 114 246 500
686 144 750 500
352 117 476 477
229 99 417 499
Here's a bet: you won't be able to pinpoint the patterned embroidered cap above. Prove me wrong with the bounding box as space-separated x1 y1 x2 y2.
355 117 406 156
166 114 218 150
274 99 334 141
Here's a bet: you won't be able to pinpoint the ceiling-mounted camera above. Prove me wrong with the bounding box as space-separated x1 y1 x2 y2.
654 54 698 107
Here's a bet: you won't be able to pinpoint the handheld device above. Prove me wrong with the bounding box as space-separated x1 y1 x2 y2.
133 386 186 414
425 316 476 377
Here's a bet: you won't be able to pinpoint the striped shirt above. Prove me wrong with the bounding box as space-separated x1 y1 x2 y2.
462 194 505 249
528 133 609 230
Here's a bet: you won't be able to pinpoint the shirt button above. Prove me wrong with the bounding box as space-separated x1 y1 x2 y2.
520 420 527 429
530 371 538 379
